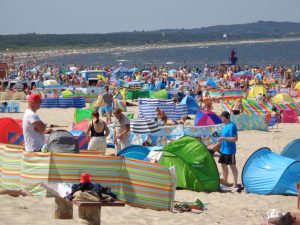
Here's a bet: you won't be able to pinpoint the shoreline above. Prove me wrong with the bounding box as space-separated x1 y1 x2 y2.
2 37 300 64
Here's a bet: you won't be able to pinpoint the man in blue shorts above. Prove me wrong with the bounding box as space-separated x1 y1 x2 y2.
102 85 114 124
218 111 238 188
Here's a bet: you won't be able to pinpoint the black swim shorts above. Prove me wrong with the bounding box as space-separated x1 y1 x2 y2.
218 153 236 165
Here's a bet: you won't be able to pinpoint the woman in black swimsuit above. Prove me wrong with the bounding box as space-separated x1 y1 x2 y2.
85 111 110 153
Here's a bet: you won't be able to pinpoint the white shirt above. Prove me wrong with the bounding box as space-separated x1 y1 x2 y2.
23 109 45 151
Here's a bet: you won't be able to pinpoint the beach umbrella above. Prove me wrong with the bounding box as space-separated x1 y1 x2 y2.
130 118 161 134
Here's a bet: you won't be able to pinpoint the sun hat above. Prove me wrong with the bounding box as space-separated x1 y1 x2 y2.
28 94 42 103
80 173 91 183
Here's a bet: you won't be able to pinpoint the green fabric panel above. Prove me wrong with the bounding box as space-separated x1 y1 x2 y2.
150 89 168 99
159 136 220 192
74 108 94 123
127 90 150 99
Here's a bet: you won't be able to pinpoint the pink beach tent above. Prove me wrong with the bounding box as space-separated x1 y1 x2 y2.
194 110 223 126
72 119 89 131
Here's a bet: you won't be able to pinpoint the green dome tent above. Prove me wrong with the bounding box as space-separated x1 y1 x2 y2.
159 136 220 192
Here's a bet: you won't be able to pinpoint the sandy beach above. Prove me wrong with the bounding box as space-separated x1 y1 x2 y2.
3 37 300 64
0 101 297 225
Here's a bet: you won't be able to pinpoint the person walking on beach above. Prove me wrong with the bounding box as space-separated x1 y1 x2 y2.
85 111 109 154
102 85 114 124
218 111 239 189
23 94 53 152
113 108 130 153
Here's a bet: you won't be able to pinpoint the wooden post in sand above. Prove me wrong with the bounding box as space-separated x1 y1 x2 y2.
78 206 100 225
54 197 73 219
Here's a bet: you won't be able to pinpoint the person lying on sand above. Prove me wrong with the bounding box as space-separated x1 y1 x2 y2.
0 187 31 197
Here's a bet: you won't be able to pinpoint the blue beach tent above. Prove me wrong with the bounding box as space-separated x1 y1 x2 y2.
281 138 300 160
180 96 200 114
117 145 150 161
242 147 300 195
206 79 218 89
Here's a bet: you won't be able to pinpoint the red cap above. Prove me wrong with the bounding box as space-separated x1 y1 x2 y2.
28 94 42 103
80 173 91 183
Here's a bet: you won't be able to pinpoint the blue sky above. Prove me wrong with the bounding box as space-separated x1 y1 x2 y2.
1 0 300 34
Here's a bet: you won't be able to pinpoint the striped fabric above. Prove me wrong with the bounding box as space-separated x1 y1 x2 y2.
0 146 174 211
138 99 188 120
130 119 161 134
1 144 23 189
119 159 173 210
221 101 300 115
41 97 86 108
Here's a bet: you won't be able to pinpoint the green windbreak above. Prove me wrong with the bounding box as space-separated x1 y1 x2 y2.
159 136 220 192
74 108 94 123
150 89 168 99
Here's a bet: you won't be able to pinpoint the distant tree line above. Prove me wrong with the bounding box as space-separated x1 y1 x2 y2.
0 21 300 51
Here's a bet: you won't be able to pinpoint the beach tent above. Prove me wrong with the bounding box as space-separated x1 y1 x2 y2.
194 110 223 126
232 71 252 81
206 78 218 89
159 136 220 192
61 90 73 98
294 81 300 90
7 80 23 90
47 130 79 153
150 89 168 99
272 93 294 103
247 85 267 98
43 80 58 86
113 67 133 77
155 81 166 90
117 145 150 161
74 108 94 123
0 117 22 143
281 138 300 160
242 147 300 195
72 119 89 131
112 79 126 87
180 96 200 114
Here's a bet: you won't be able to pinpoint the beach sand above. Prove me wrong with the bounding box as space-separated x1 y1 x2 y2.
0 102 297 225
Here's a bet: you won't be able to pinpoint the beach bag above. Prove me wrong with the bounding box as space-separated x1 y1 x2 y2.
47 130 79 153
73 190 100 202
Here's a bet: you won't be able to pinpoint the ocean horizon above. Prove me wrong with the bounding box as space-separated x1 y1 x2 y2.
41 40 300 67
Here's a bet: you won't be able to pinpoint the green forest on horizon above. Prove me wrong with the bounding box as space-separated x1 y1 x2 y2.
1 21 300 51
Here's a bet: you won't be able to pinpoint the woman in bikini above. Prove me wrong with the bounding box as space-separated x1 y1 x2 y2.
85 111 110 154
230 99 243 115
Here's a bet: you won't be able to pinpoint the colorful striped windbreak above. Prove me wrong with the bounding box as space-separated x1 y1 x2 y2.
0 144 174 211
